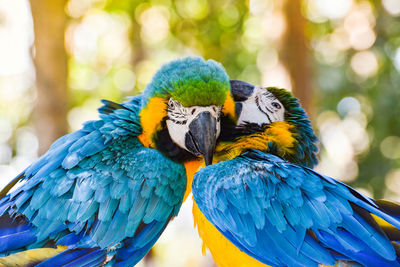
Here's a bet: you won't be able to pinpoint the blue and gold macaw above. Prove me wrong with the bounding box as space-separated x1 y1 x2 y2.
193 80 400 267
0 57 236 266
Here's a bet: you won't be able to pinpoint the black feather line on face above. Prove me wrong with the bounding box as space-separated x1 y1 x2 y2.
255 95 272 124
153 118 197 163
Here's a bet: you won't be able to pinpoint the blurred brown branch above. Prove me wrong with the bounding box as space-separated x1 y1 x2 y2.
30 0 68 155
280 0 314 116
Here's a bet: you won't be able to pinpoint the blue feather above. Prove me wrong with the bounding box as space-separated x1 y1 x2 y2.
0 229 37 252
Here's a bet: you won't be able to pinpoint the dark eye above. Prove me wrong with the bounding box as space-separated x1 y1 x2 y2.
271 102 281 109
191 108 196 115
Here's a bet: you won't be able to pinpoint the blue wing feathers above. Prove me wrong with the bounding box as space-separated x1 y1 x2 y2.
193 150 400 266
36 248 102 267
0 95 187 264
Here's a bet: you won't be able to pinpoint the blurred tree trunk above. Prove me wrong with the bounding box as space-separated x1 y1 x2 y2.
280 0 314 115
30 0 68 155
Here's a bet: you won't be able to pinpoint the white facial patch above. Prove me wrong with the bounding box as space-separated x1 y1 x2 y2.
237 86 285 126
166 98 221 151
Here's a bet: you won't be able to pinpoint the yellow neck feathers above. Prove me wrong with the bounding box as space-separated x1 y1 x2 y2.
139 97 168 148
222 91 236 120
214 121 296 163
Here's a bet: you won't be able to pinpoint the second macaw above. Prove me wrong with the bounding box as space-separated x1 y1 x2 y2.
0 57 236 266
193 81 400 267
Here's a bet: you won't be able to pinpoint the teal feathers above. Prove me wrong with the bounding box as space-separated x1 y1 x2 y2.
0 94 187 266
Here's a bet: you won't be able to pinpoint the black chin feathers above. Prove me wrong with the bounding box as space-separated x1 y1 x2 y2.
153 119 197 163
219 121 270 142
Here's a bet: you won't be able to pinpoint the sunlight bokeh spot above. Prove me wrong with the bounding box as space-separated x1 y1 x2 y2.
380 136 400 159
263 11 286 40
330 27 351 51
350 50 378 78
0 118 12 143
0 0 33 75
337 96 361 117
385 169 400 201
218 6 239 28
242 17 267 50
342 116 370 155
249 0 273 16
256 48 279 72
16 127 38 159
140 6 170 44
68 104 99 132
0 144 11 164
261 62 292 91
393 47 400 72
113 68 136 92
382 0 400 16
175 0 209 20
343 4 376 50
314 0 353 20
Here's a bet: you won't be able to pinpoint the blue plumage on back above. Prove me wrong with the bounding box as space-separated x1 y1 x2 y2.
193 150 400 266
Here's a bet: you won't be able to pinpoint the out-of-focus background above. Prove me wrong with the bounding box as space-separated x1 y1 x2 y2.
0 0 399 266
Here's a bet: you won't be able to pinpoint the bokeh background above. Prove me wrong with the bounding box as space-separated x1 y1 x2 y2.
0 0 399 266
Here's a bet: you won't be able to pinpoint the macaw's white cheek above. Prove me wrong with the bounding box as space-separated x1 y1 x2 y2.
236 87 286 126
237 102 272 126
166 119 189 150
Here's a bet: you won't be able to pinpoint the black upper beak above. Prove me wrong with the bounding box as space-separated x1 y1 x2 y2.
229 80 255 101
185 111 217 166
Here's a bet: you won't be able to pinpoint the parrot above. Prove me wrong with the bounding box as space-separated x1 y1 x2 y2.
192 80 400 267
0 57 236 266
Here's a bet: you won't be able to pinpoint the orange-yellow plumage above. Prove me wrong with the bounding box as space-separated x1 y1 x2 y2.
214 121 296 162
139 97 168 148
222 91 236 120
183 160 201 202
193 201 268 267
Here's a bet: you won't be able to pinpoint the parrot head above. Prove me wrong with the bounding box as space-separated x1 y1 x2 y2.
139 57 236 165
217 80 318 168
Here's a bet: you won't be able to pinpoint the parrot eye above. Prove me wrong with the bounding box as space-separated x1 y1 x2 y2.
271 102 281 109
191 108 196 115
168 99 184 112
168 99 176 109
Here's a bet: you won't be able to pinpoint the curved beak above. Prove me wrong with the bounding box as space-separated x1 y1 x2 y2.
185 111 217 166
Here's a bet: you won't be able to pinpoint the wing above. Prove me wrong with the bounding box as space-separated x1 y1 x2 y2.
193 149 400 267
0 95 143 199
0 95 187 266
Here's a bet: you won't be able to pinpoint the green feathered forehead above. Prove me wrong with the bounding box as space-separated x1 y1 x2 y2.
143 57 230 107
